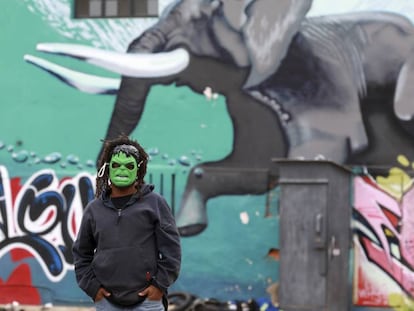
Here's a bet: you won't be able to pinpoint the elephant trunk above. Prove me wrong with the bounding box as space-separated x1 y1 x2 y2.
127 6 182 53
128 27 168 53
97 11 188 162
97 77 150 162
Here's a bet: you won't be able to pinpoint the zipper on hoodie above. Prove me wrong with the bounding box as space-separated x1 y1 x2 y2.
116 208 122 224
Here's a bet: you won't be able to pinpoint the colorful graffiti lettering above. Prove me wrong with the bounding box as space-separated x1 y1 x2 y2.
0 166 94 282
353 173 414 307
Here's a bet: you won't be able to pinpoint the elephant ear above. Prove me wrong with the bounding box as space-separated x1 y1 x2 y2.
220 0 253 31
242 0 313 88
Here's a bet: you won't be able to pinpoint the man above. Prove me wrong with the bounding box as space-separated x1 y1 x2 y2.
72 135 181 311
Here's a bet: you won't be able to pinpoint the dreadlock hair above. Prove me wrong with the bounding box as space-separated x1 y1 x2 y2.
95 135 149 198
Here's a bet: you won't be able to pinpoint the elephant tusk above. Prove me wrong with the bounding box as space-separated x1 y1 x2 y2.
24 54 120 95
36 43 190 78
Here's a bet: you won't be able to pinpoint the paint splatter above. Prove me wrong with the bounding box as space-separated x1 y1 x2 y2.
266 248 280 261
240 211 249 224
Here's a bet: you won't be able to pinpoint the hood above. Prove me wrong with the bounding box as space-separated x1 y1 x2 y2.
139 183 155 196
101 183 155 203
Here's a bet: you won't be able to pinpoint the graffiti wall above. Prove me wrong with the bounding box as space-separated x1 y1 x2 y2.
353 163 414 309
2 0 414 310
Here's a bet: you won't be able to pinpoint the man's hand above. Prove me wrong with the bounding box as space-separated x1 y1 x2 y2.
95 287 111 302
138 285 163 301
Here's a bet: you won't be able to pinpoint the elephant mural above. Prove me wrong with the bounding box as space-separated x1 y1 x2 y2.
24 0 414 236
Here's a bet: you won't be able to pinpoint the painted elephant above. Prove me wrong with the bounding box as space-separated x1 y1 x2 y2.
25 0 414 236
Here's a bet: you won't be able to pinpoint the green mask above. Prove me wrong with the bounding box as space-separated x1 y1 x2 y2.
109 152 138 187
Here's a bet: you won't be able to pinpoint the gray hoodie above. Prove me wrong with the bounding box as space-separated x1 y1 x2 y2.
72 184 181 307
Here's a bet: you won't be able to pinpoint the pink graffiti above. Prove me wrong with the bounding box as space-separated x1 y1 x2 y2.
354 176 414 296
400 184 414 270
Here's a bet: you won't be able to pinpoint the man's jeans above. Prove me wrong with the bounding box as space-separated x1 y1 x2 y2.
95 298 164 311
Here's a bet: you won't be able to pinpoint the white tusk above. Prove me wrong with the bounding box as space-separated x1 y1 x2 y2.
24 54 120 94
36 43 190 78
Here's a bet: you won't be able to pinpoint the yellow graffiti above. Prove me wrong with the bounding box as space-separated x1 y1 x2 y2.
389 293 414 310
398 155 410 167
376 155 414 200
260 303 269 311
384 227 394 237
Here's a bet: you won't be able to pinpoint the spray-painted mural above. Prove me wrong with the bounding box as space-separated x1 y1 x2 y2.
2 0 414 310
353 163 414 309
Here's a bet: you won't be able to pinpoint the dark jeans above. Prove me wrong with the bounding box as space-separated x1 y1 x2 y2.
95 298 164 311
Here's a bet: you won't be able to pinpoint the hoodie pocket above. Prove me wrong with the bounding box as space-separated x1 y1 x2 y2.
92 246 156 290
107 289 147 307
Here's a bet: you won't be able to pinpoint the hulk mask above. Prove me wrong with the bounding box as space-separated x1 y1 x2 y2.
109 152 138 187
